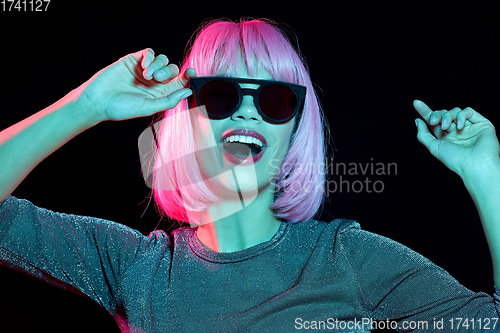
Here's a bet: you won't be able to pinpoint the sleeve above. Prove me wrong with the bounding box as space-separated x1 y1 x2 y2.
337 222 500 332
0 196 154 314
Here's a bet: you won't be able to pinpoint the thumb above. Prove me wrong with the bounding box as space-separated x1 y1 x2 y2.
143 88 193 115
415 118 439 157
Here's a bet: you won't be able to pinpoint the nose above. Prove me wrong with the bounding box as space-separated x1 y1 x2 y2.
230 95 262 123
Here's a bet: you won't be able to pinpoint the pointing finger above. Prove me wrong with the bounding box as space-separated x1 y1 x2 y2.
413 100 433 123
164 68 197 94
178 68 197 87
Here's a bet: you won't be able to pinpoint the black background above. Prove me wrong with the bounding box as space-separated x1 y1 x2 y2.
0 0 499 332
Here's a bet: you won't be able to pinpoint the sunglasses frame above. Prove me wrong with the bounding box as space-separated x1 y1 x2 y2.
189 76 307 124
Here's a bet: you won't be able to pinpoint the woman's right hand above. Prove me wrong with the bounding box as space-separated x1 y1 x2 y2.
0 48 194 202
76 48 196 123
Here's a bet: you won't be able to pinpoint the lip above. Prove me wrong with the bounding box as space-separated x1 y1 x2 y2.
220 129 268 165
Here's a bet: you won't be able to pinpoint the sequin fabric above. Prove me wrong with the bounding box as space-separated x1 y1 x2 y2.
0 196 499 332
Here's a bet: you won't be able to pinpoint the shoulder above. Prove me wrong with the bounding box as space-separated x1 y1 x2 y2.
170 224 193 244
329 218 437 272
293 218 435 268
288 217 361 240
279 218 361 252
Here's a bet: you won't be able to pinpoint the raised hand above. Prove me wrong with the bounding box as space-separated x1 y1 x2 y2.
76 48 196 122
414 100 500 178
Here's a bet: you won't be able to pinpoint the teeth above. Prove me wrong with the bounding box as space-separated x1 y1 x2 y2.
222 135 264 148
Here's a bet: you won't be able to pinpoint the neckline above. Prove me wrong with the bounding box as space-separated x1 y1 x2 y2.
188 222 289 263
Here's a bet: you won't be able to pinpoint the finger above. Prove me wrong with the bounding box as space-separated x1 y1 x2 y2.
182 68 197 85
413 100 458 132
164 68 197 93
461 107 488 124
429 110 445 126
415 118 440 158
141 48 155 69
441 107 461 131
413 100 433 123
144 88 193 114
143 54 169 80
456 107 478 130
456 109 468 130
428 109 457 138
153 64 179 82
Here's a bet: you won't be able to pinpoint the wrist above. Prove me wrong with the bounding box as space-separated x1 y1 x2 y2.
462 158 500 192
59 86 104 128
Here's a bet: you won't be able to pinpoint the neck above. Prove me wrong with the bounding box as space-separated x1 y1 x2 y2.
195 188 281 252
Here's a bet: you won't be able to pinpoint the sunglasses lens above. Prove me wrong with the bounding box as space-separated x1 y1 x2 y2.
259 84 298 121
199 80 239 117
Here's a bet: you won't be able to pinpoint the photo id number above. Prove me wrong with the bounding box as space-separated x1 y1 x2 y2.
1 0 50 11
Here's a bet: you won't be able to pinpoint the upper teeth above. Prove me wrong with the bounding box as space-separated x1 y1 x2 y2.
222 135 264 148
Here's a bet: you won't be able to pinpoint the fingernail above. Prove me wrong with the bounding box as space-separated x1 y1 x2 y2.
441 119 448 128
415 119 418 128
146 68 154 78
181 90 192 98
457 119 463 129
143 59 151 68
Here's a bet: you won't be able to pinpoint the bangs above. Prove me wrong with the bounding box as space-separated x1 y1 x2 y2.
186 19 303 84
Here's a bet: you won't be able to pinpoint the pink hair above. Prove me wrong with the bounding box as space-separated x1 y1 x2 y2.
153 18 328 224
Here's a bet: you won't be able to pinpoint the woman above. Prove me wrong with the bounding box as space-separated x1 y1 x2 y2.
0 18 499 332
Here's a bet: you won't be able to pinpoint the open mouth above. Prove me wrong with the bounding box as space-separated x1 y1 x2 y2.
220 130 267 165
222 135 264 156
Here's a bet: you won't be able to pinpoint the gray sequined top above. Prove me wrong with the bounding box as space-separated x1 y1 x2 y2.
0 195 499 332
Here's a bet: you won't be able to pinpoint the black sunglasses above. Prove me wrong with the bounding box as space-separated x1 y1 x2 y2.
189 77 307 124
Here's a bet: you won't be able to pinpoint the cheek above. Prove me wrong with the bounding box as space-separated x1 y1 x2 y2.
255 125 294 187
193 111 218 150
190 110 224 181
274 121 296 159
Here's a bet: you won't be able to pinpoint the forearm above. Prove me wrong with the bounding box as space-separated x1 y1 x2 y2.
0 90 98 201
0 48 191 202
462 159 500 286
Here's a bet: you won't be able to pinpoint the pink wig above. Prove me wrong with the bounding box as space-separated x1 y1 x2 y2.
153 18 327 224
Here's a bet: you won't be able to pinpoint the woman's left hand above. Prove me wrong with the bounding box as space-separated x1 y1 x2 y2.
413 100 500 179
